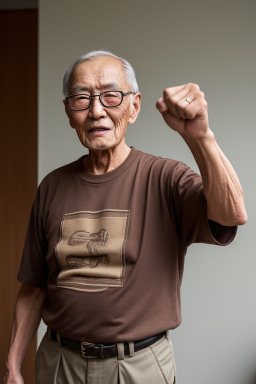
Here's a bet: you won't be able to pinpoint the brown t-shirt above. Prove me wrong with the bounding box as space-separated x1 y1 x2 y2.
18 148 236 342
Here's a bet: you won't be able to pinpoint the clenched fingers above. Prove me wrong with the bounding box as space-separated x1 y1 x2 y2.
156 83 207 121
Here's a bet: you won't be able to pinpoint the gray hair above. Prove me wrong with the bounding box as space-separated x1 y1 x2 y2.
63 50 139 97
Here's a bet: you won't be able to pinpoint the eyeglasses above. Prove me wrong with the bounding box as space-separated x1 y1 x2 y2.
66 90 134 111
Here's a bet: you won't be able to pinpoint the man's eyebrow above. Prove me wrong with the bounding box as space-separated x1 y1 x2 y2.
70 82 120 94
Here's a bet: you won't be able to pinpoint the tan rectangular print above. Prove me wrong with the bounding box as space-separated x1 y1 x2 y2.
56 210 130 292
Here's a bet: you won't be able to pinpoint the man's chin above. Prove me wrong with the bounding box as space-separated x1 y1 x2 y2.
83 141 115 152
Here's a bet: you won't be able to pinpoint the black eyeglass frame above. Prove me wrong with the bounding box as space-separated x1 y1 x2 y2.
66 91 134 111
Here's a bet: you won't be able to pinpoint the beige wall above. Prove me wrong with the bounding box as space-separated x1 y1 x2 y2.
39 1 256 383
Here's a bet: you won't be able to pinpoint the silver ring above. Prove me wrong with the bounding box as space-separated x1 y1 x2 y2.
185 97 191 104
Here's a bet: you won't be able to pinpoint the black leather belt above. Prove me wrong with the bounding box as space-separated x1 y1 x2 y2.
50 329 165 358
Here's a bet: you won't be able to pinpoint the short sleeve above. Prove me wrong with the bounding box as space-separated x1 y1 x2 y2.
169 162 237 246
17 187 49 287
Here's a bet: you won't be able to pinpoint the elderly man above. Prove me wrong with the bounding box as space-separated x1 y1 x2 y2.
4 50 247 384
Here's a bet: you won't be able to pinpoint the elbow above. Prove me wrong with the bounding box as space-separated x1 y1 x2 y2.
208 208 248 227
229 199 248 226
235 210 248 226
230 205 248 226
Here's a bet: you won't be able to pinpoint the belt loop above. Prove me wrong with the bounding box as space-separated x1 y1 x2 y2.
56 332 62 347
117 343 125 360
165 330 170 340
128 342 135 357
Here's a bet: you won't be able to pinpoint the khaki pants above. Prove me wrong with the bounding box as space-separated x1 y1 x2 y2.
36 331 176 384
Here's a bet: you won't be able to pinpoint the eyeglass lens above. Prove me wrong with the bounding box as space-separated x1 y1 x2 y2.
69 91 123 110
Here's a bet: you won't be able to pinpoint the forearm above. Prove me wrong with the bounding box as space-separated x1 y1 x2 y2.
156 82 247 226
4 284 46 381
182 130 247 226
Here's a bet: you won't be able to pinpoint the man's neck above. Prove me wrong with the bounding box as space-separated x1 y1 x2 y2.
83 143 131 175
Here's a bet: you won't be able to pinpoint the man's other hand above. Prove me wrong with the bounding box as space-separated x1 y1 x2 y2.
3 369 24 384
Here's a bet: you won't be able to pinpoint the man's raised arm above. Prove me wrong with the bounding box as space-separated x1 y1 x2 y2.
3 284 46 384
156 83 247 226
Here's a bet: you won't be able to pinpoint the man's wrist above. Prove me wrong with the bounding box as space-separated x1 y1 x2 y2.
5 355 22 375
181 128 216 155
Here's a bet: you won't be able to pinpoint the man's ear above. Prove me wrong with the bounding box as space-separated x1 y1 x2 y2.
63 99 75 129
128 93 141 125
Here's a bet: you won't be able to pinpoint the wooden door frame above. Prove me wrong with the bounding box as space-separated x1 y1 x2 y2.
0 9 38 384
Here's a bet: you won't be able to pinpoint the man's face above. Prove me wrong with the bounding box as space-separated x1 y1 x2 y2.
64 56 140 152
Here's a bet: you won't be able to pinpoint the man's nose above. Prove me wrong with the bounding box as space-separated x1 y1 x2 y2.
88 95 106 119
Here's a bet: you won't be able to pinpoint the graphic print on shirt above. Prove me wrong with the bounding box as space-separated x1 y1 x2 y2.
55 210 130 292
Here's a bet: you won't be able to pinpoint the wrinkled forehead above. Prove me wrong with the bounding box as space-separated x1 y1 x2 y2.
69 56 129 93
